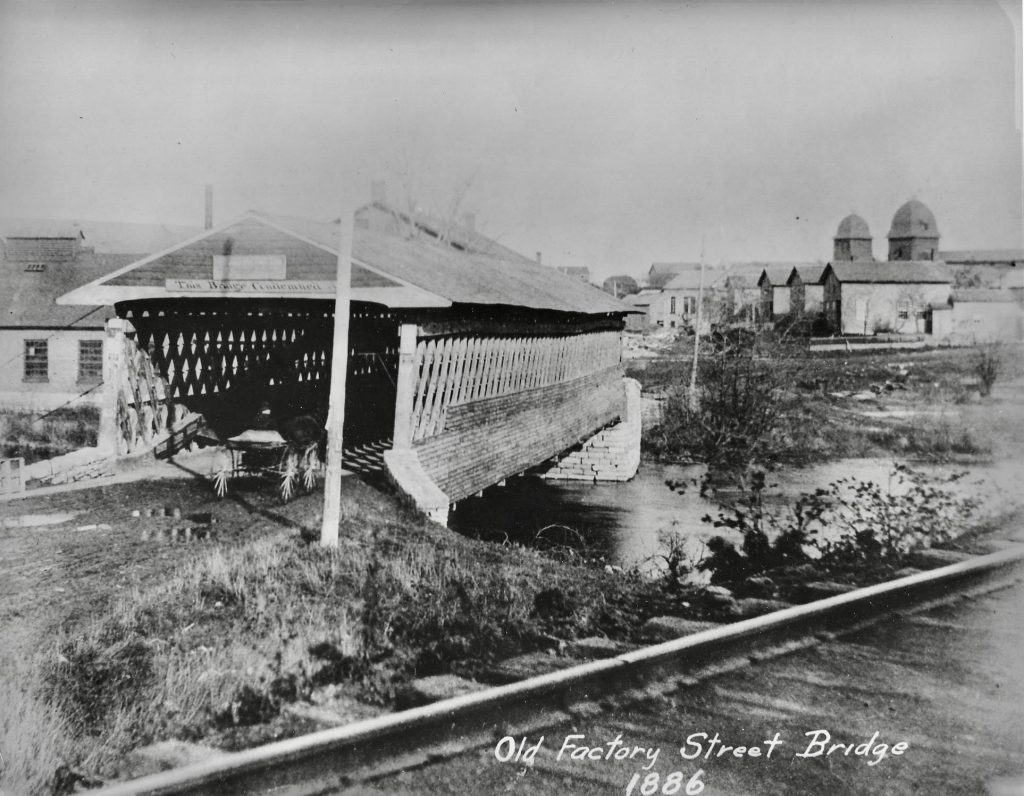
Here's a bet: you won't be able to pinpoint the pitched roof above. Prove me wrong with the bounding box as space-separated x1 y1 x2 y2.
0 252 137 328
824 261 953 284
649 262 701 275
1 221 83 239
787 264 827 285
940 249 1024 264
60 210 631 316
756 265 797 286
953 289 1020 303
662 266 719 291
1 218 201 253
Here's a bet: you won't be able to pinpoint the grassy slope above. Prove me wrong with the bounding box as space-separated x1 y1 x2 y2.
0 476 656 793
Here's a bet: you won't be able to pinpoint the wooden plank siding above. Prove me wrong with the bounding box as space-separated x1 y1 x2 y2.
405 330 620 444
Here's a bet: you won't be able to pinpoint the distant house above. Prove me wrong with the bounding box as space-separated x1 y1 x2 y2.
822 261 953 335
649 265 719 329
787 264 826 317
0 220 199 411
941 249 1024 291
944 289 1024 343
757 265 796 321
647 262 701 289
623 290 657 331
557 266 592 283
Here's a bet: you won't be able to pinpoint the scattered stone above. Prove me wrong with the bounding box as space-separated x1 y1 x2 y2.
906 548 973 569
640 616 721 642
281 702 349 728
744 575 777 599
170 527 180 542
793 581 857 603
140 528 151 541
118 740 220 779
974 539 1019 554
144 508 153 518
397 674 488 708
566 636 631 659
730 598 791 619
154 507 166 518
893 567 923 579
131 509 141 518
851 391 876 401
171 507 182 519
483 652 580 685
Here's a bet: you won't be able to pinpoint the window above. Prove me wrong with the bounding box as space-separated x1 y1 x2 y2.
24 340 48 382
683 296 696 315
670 296 677 315
78 340 103 383
897 300 911 320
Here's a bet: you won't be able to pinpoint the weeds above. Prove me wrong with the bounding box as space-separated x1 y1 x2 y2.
694 464 981 590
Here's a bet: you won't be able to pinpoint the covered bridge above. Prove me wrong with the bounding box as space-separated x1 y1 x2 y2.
59 203 637 522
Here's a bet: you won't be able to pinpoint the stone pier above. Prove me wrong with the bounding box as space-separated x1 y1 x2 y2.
540 377 642 482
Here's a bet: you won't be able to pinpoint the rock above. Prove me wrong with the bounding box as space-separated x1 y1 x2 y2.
119 740 220 779
396 674 488 708
906 548 973 569
744 575 777 599
793 581 857 603
640 617 722 642
893 567 923 579
974 539 1019 554
851 391 876 401
483 652 579 685
281 702 349 728
730 598 791 619
566 636 631 659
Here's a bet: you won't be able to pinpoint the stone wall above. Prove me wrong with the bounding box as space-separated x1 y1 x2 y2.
541 377 642 482
411 365 625 503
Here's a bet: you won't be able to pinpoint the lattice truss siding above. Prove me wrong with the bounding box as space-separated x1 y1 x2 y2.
121 304 397 403
408 330 621 442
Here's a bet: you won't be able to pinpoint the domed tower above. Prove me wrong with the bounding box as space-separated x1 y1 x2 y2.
833 213 873 261
887 199 939 261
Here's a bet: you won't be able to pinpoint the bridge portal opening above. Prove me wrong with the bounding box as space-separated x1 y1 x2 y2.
116 298 398 454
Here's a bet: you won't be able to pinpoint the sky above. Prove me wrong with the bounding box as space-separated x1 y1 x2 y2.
0 0 1021 282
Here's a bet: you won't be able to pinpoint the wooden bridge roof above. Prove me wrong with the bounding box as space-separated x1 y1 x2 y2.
58 210 629 317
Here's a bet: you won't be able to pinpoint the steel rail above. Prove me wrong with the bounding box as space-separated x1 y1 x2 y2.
94 544 1024 796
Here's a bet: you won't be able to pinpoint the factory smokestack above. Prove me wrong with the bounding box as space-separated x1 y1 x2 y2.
204 185 214 230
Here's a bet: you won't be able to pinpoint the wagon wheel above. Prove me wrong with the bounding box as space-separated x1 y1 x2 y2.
212 451 232 498
301 444 320 492
279 449 300 502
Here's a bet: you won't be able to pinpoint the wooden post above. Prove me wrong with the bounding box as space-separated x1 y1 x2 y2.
320 207 355 548
689 236 706 411
391 324 419 449
98 318 127 455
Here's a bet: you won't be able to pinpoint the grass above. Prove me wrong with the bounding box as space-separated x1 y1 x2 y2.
4 481 656 791
638 343 1020 467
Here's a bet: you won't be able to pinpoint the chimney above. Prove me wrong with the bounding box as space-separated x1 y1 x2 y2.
371 180 387 204
204 184 213 230
535 251 543 265
461 212 476 232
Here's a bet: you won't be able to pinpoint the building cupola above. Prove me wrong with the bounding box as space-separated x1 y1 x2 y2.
887 198 939 261
833 213 873 261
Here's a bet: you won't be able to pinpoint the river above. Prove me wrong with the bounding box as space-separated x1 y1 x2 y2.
448 458 1011 572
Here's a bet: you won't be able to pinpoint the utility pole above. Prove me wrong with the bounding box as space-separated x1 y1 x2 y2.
688 234 706 411
320 205 355 547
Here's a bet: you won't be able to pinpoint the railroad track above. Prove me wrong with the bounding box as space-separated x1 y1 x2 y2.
96 544 1024 796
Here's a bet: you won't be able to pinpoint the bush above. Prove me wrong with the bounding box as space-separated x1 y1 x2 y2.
696 464 980 589
975 343 1001 396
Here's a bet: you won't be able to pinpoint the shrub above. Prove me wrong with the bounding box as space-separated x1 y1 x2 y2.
696 464 980 588
975 342 1001 396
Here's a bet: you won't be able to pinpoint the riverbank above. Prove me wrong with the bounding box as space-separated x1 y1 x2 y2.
629 338 1024 466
